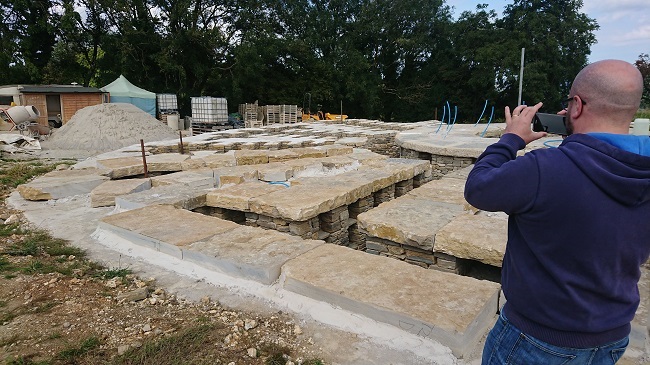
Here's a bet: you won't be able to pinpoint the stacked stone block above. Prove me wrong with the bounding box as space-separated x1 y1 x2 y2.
319 206 353 246
373 185 395 207
395 178 413 197
413 171 433 188
430 154 475 179
364 235 472 274
348 195 374 250
193 206 245 224
288 217 321 239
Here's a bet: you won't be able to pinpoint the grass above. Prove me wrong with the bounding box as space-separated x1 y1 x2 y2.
0 161 57 189
112 324 215 364
95 267 132 280
56 336 101 362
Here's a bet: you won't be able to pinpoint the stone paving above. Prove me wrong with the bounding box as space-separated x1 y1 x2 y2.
10 119 649 362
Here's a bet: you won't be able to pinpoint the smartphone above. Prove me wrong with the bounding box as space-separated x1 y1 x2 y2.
532 113 567 136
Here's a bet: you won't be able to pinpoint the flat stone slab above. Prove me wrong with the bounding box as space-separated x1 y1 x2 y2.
234 150 269 165
213 165 259 187
90 178 151 207
281 244 500 358
186 226 323 284
96 156 145 179
96 154 190 178
114 185 209 211
151 169 215 189
435 212 507 267
206 182 287 211
99 205 240 258
17 169 110 201
357 197 464 251
407 177 476 212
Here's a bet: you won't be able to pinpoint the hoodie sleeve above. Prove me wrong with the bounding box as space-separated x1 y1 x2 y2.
464 133 541 214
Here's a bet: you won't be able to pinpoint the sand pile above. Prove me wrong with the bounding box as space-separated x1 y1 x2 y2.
44 103 179 152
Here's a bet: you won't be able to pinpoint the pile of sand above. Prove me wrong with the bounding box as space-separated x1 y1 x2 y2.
44 103 179 152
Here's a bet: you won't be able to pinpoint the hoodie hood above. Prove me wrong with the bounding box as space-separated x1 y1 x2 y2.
560 134 650 206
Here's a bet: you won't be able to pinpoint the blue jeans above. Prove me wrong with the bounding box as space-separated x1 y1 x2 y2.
482 311 629 365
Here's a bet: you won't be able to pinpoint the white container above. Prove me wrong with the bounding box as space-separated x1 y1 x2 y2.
191 96 228 123
7 105 40 124
633 118 650 136
167 114 179 130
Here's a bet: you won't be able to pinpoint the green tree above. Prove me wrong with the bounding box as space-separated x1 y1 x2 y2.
635 53 650 108
498 0 598 113
1 0 60 83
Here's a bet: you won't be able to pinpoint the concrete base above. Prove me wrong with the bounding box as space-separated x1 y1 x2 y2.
281 244 500 358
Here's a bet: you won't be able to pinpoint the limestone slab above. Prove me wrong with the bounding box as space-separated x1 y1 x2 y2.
185 226 322 284
435 213 507 267
290 147 327 159
407 178 476 212
202 152 237 168
205 181 286 211
257 162 293 181
249 183 351 221
442 165 474 180
364 158 431 181
281 244 500 358
146 153 191 172
90 178 151 207
234 150 269 165
114 185 209 211
267 149 299 162
213 165 259 188
151 169 215 189
181 157 207 170
316 144 354 156
357 197 464 250
17 169 110 201
99 205 239 258
96 156 144 179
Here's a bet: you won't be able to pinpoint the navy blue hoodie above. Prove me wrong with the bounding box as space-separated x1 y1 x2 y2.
465 133 650 348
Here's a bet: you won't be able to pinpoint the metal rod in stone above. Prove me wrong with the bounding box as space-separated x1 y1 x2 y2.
179 130 184 154
140 139 148 178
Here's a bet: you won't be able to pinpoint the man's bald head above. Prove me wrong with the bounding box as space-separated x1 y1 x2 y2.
570 60 643 125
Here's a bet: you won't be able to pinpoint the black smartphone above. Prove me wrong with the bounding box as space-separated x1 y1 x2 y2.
532 113 567 136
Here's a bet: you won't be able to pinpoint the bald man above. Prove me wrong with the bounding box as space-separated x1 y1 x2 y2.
464 60 649 365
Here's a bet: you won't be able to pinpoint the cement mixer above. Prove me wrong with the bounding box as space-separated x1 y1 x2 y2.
0 105 52 138
0 105 40 126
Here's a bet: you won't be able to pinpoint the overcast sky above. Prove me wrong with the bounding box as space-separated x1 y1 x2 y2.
445 0 649 64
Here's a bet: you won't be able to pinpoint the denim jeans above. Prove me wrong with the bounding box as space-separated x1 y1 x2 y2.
482 311 629 365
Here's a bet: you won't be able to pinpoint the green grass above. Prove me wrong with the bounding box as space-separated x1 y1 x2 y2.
0 223 23 237
95 267 132 280
56 336 101 361
113 324 214 364
0 162 56 189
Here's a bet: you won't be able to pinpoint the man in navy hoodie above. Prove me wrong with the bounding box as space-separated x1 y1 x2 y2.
465 59 650 364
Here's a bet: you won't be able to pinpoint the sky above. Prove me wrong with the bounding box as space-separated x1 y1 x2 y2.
445 0 650 64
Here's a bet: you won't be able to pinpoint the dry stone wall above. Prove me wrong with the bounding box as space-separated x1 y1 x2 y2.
401 147 475 179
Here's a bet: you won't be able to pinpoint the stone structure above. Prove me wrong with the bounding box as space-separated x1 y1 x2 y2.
11 119 649 362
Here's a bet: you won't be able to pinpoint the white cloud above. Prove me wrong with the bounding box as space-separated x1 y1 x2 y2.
610 24 650 45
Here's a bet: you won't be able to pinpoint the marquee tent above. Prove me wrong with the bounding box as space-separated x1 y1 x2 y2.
101 75 156 117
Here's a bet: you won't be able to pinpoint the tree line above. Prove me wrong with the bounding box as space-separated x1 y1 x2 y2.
3 0 645 122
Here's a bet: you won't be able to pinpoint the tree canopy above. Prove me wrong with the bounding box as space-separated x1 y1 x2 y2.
2 0 632 121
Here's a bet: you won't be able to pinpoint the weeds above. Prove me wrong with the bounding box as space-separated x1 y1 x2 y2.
0 162 56 189
96 267 132 280
56 336 101 361
0 223 22 237
113 324 214 364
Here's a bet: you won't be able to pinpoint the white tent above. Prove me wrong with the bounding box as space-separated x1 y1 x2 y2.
101 75 156 116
